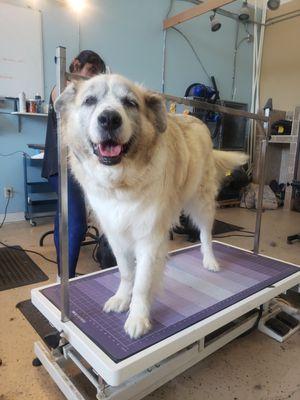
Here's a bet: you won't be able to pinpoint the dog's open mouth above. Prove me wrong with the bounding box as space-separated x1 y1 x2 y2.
92 140 131 166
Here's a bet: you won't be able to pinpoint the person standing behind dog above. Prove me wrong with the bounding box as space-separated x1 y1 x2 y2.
42 50 106 279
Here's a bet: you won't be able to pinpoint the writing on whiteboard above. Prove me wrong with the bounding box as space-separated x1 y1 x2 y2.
0 2 43 98
1 57 24 64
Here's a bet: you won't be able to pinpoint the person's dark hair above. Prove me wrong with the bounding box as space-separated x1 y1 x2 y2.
69 50 106 74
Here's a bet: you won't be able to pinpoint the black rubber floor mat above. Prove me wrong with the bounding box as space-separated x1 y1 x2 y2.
16 299 57 344
213 220 243 235
0 246 48 291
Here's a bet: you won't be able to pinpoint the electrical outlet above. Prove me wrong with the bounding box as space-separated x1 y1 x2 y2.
4 187 13 198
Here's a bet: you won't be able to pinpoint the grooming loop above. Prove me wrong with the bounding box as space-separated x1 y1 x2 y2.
30 47 300 400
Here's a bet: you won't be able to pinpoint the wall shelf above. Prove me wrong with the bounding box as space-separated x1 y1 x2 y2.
11 111 48 132
270 135 295 144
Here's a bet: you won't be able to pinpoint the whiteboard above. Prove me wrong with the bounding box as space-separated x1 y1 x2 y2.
0 2 44 99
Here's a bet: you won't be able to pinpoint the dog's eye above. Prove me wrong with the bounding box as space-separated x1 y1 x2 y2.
83 96 97 106
122 97 139 109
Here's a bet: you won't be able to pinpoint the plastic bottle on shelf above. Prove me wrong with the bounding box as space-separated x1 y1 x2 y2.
35 94 42 113
18 92 26 113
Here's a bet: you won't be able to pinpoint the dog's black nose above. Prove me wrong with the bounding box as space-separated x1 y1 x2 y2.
98 110 122 131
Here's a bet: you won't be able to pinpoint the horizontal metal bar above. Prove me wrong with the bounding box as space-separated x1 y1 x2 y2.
34 341 86 400
65 346 100 391
63 73 266 122
161 93 268 122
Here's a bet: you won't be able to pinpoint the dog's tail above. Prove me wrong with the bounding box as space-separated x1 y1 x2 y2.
213 150 248 182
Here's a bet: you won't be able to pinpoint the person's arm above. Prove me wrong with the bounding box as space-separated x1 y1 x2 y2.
51 86 57 103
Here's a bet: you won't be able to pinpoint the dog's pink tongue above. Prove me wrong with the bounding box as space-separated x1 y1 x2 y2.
98 144 122 157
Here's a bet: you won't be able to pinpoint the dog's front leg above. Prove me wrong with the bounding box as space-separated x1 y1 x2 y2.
103 248 135 313
124 239 167 339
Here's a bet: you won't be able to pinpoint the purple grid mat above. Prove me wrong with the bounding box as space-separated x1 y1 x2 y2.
42 243 299 362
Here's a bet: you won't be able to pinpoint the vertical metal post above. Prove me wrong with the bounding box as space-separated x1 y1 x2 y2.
56 46 70 322
253 118 269 254
161 29 167 93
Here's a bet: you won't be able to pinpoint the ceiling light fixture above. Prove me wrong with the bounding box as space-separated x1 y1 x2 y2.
210 11 222 32
267 0 280 10
239 1 250 21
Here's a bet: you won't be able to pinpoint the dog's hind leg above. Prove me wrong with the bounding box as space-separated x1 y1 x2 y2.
124 238 168 339
185 199 219 272
103 243 135 313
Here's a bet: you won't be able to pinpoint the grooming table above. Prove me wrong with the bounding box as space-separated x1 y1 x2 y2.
31 242 300 400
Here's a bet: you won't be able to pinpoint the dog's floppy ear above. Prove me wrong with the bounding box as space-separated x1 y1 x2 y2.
144 92 167 133
54 82 78 114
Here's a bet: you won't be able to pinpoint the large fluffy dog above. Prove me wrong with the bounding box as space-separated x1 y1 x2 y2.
55 74 247 339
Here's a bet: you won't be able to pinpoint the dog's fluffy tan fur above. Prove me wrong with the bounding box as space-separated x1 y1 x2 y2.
56 74 248 338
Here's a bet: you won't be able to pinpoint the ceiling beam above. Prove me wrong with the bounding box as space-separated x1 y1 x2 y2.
163 0 235 29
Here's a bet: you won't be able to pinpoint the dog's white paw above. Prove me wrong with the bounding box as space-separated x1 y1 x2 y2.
203 255 220 272
103 295 131 313
124 314 151 339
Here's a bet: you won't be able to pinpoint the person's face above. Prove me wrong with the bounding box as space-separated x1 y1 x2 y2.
79 62 102 78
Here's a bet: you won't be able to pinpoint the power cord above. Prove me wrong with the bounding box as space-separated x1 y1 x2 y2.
0 151 30 157
213 233 254 239
0 241 57 264
0 191 57 264
238 230 255 235
92 242 99 263
0 196 10 229
171 26 212 84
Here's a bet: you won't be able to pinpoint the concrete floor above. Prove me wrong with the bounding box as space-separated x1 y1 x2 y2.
0 208 300 400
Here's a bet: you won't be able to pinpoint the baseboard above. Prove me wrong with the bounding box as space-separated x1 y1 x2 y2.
0 212 25 223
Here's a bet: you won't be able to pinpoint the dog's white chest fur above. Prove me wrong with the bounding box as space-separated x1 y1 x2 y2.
86 183 158 247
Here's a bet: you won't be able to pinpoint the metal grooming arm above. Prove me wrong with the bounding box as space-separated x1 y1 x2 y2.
56 46 69 322
56 47 88 322
161 93 270 255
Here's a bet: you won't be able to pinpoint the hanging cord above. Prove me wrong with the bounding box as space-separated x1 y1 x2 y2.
166 0 174 18
171 26 212 84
